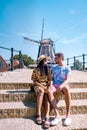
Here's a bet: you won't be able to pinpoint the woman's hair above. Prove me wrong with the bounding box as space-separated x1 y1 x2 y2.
37 59 48 76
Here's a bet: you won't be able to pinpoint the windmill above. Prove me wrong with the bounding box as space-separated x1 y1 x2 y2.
23 19 55 65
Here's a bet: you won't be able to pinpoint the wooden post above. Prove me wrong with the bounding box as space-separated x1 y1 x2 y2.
67 58 69 66
74 56 76 70
19 50 23 68
11 48 14 71
83 54 85 70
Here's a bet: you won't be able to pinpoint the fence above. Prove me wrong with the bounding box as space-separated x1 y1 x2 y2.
0 46 23 71
0 45 87 71
64 54 87 70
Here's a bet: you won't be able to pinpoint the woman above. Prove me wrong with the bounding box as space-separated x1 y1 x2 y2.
31 55 51 129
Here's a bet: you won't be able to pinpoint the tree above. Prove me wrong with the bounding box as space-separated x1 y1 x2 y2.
71 59 83 70
13 54 35 67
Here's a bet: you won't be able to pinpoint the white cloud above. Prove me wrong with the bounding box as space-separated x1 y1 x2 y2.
62 18 87 33
70 9 76 15
59 33 87 44
18 32 29 37
18 32 40 40
50 32 59 38
47 31 61 41
84 18 87 23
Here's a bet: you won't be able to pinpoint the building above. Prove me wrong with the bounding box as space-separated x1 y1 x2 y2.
0 56 10 72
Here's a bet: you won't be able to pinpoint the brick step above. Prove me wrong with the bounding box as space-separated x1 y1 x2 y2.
0 88 87 102
0 82 87 90
0 89 35 102
0 114 87 130
69 82 87 88
0 83 31 90
0 99 87 118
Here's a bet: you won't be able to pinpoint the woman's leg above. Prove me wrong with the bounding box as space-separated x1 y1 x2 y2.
44 94 50 119
35 87 45 124
43 94 50 129
36 87 44 116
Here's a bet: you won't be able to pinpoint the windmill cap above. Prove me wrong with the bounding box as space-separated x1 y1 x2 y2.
38 55 47 63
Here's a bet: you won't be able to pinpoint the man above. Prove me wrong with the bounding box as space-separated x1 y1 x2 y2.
48 52 71 126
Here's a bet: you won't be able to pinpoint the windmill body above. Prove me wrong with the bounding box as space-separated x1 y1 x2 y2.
24 37 55 64
39 39 55 62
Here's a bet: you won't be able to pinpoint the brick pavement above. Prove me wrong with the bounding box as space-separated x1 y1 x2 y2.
0 114 87 130
0 69 87 83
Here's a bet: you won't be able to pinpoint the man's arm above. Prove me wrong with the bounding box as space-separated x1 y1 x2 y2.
61 75 70 87
56 75 70 93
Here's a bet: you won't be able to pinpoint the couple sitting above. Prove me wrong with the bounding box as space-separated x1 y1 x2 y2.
31 52 71 129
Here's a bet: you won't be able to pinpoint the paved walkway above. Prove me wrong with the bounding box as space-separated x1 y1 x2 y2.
0 69 33 83
0 114 87 130
0 68 87 83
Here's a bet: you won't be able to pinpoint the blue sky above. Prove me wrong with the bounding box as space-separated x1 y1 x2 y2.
0 0 87 61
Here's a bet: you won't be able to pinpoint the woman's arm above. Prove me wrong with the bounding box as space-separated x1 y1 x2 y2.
33 81 46 90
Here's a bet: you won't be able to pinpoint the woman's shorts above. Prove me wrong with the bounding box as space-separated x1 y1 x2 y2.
34 86 47 95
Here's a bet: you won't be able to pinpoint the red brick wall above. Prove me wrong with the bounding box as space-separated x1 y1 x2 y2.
0 56 9 72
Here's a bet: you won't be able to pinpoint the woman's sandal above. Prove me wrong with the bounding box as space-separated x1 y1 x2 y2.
36 115 42 125
43 118 50 129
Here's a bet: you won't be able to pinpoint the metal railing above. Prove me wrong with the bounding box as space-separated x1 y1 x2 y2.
64 54 87 70
0 46 23 71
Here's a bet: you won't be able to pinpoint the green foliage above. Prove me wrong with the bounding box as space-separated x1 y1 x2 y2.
71 59 83 70
13 54 35 67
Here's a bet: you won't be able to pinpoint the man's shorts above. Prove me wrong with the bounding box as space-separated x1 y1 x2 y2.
52 84 69 94
52 84 60 92
52 84 65 95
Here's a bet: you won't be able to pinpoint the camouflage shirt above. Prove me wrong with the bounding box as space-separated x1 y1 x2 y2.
31 67 52 87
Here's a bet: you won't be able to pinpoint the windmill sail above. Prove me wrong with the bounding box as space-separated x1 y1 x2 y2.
23 37 40 44
23 20 55 65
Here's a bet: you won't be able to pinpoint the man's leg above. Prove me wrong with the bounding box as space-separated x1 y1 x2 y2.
62 85 71 126
47 87 60 118
62 85 71 117
47 87 61 126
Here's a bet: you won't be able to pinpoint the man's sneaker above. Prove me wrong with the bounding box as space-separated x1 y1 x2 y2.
50 118 61 126
63 118 71 126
